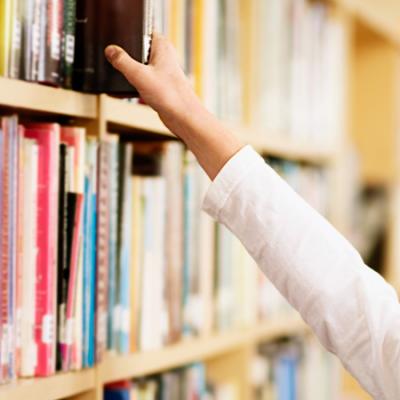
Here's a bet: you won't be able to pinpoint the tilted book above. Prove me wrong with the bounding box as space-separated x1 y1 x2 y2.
73 0 153 95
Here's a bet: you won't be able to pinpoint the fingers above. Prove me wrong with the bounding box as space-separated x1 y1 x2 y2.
105 45 147 87
149 32 176 64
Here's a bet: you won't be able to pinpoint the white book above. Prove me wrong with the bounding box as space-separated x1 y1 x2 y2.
20 138 39 377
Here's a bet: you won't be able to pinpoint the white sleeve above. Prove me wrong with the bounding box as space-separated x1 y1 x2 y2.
202 145 400 400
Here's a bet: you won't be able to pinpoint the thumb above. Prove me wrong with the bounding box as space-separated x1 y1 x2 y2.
105 45 147 87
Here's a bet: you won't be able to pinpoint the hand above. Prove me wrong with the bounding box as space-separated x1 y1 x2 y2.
105 33 202 134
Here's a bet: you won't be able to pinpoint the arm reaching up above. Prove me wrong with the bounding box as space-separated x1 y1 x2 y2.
106 36 400 400
105 34 243 180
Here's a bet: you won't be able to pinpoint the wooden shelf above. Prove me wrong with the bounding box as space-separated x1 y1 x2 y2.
101 95 174 137
334 0 400 46
0 77 97 119
0 368 95 400
102 96 336 164
99 316 307 384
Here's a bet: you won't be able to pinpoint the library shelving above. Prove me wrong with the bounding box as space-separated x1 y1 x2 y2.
0 0 399 399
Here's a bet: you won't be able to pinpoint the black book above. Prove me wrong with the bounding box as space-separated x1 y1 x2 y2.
72 0 152 96
56 144 69 370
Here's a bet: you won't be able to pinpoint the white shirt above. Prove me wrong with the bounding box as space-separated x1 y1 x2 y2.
202 146 400 400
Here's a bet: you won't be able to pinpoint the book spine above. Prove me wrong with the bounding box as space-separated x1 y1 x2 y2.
60 0 76 88
96 142 110 362
7 117 19 379
1 117 11 381
24 125 60 377
63 193 83 371
39 0 63 85
0 0 12 76
56 143 68 371
8 0 23 78
20 138 39 377
107 141 118 351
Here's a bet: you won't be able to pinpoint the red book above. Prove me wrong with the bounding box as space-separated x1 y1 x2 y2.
24 123 60 377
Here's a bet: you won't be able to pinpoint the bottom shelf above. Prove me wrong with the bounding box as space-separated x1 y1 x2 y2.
99 316 308 383
0 316 308 400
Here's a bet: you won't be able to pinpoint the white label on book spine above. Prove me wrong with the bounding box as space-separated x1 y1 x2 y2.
65 35 75 64
65 318 74 345
41 315 54 344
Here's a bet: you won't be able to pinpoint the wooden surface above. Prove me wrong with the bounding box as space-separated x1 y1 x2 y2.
0 77 97 118
99 317 307 384
0 369 96 400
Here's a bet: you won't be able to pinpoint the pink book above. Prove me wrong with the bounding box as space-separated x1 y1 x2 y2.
15 125 25 376
24 124 60 377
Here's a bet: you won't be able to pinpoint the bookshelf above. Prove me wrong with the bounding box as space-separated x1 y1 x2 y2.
0 1 398 400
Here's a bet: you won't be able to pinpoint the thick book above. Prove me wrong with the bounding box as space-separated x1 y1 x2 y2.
24 123 60 377
72 0 153 95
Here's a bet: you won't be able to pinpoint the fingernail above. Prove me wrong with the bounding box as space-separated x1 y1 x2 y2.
105 45 118 62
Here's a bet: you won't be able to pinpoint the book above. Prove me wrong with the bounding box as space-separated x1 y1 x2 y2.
60 0 77 88
20 137 39 377
24 123 60 377
72 0 153 95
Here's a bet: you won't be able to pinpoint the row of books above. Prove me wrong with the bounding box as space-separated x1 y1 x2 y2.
103 337 339 400
252 337 340 400
158 0 346 142
0 117 330 380
0 0 76 86
0 0 346 142
104 363 213 400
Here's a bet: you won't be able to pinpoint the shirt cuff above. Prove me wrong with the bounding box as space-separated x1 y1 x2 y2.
202 145 265 220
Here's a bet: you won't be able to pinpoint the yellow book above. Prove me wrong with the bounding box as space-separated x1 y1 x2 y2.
193 0 204 98
0 0 12 76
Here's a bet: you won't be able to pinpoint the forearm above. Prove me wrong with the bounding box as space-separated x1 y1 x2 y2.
160 95 243 180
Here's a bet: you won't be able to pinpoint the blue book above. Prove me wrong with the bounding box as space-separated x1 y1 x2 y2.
104 387 131 400
82 139 98 367
276 351 299 400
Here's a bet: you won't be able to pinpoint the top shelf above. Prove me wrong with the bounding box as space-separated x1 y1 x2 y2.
0 77 97 119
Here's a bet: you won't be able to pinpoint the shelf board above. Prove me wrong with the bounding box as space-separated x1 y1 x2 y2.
102 97 336 164
0 77 97 118
335 0 400 46
101 95 174 137
0 368 95 400
99 316 307 383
